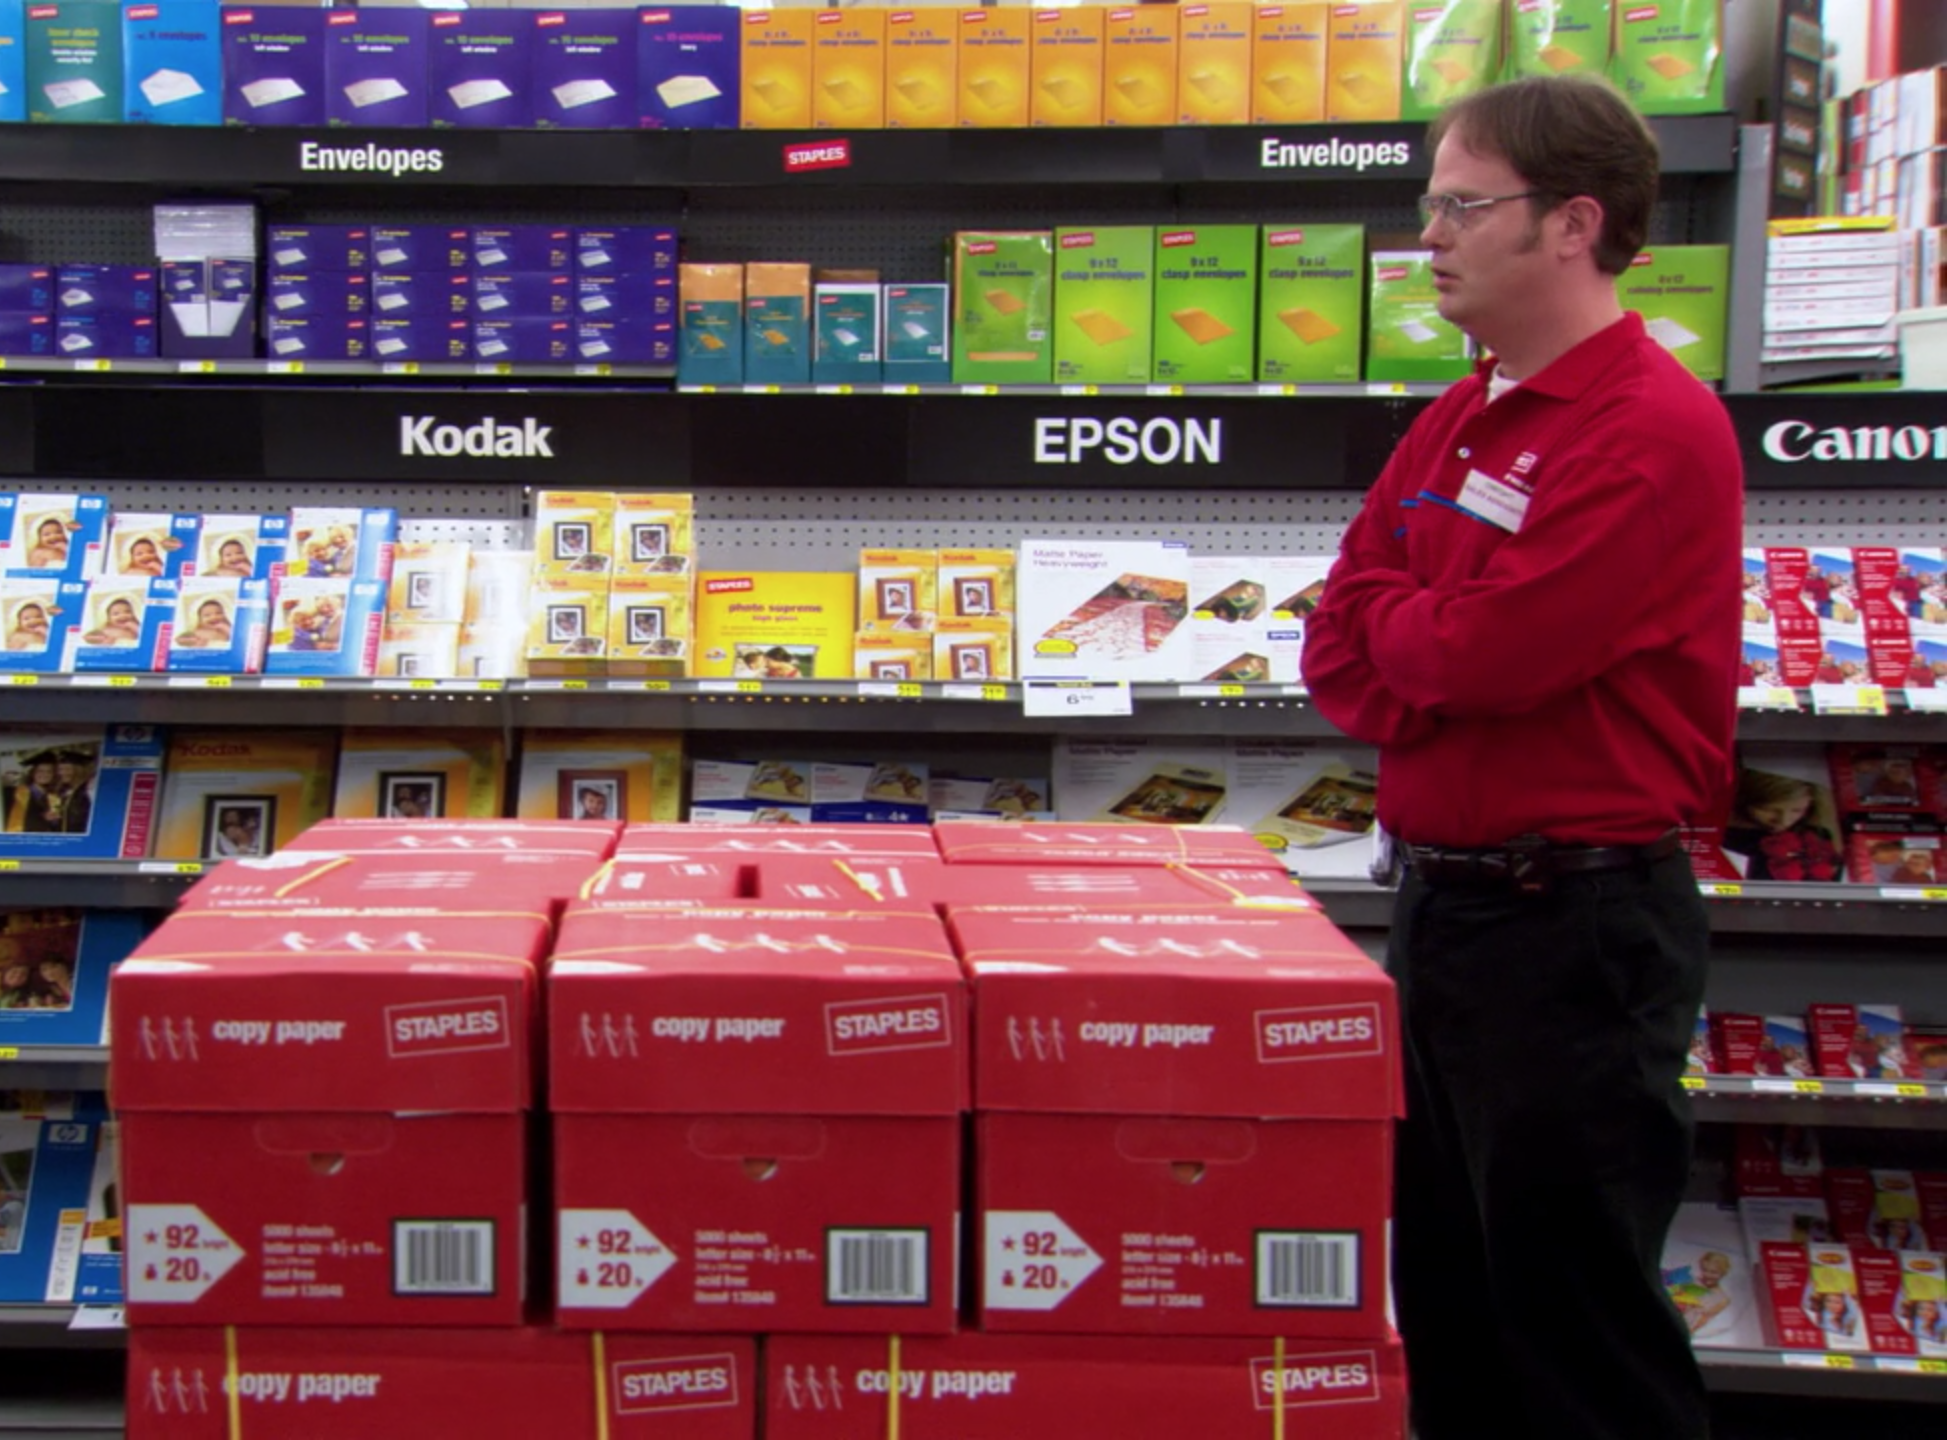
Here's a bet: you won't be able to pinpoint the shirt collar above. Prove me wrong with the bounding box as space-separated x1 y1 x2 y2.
1474 312 1647 403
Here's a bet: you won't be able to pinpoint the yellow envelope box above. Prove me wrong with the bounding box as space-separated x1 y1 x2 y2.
1177 2 1253 124
1104 3 1180 126
887 8 958 127
1326 0 1403 121
1032 5 1104 127
332 728 508 820
933 618 1015 682
1254 3 1328 122
959 6 1032 128
695 570 859 679
814 7 887 129
742 8 816 129
516 729 684 824
855 633 936 681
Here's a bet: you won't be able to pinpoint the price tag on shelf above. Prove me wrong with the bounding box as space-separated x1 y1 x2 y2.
166 675 231 688
1059 384 1098 396
813 383 854 396
7 674 38 686
1781 1352 1854 1370
696 679 747 694
1177 684 1247 699
1364 382 1408 396
1144 383 1182 397
528 680 590 691
1022 680 1133 718
475 363 513 377
1810 684 1888 715
68 1305 125 1331
1700 882 1743 898
857 681 923 699
0 860 17 872
574 364 614 378
139 862 203 875
941 683 1008 702
602 679 672 693
0 1048 17 1061
1737 685 1801 711
267 360 304 375
883 383 920 396
1923 1359 1947 1376
177 360 216 375
69 675 112 687
960 384 997 396
297 678 324 690
1752 1077 1823 1095
72 359 112 372
380 361 422 376
741 384 781 395
1680 1075 1705 1091
475 679 505 692
1902 688 1947 712
1879 886 1947 902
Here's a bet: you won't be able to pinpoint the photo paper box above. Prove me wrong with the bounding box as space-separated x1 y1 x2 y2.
1325 0 1401 122
152 727 333 858
0 1 22 122
474 316 574 365
1827 1169 1939 1253
111 912 547 1328
526 577 609 671
611 492 694 582
690 758 816 822
951 230 1053 385
767 1333 1406 1440
1191 555 1269 629
162 577 268 674
1268 555 1331 626
1757 1014 1815 1078
264 577 385 678
1259 223 1365 383
934 618 1013 681
741 261 811 384
886 7 956 128
182 513 285 581
265 225 367 275
1054 226 1154 386
376 622 459 680
1617 244 1728 382
534 490 616 584
695 571 857 680
1367 250 1471 381
0 264 52 315
102 511 188 581
855 633 933 682
810 760 930 824
128 1328 757 1440
324 7 427 128
0 312 50 355
0 911 137 1049
929 773 1049 819
371 226 469 275
1102 2 1177 126
957 5 1029 128
883 280 951 383
55 312 156 359
426 11 529 130
741 7 813 129
1252 2 1328 123
0 725 160 860
1508 0 1610 80
1 492 107 580
0 580 73 674
62 576 170 673
1053 737 1232 828
680 262 744 386
1194 622 1300 683
1741 1194 1831 1252
371 271 470 320
574 270 671 321
457 621 524 681
1851 833 1945 886
288 506 395 586
1231 739 1380 878
1031 3 1102 127
1829 742 1936 822
386 542 470 628
371 315 468 362
1686 1009 1714 1076
1018 537 1189 681
123 1 220 125
813 281 881 384
1401 0 1499 121
1855 1249 1947 1359
25 0 123 123
549 907 967 1333
1610 0 1721 116
1761 1243 1871 1352
858 548 937 634
1709 1012 1766 1077
222 4 325 126
637 4 740 131
1660 1202 1766 1349
812 6 884 129
577 316 674 366
532 8 635 130
1153 225 1257 385
0 1104 112 1303
331 729 506 821
266 272 367 321
939 547 1015 621
606 575 692 677
1176 2 1251 125
517 730 684 824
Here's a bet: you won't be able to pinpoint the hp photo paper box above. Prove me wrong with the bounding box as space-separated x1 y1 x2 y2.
266 224 369 275
103 511 190 580
427 10 529 129
181 513 287 581
25 0 123 124
1259 223 1365 383
1018 538 1189 682
287 507 396 586
63 576 171 673
0 724 163 858
638 5 739 131
123 0 220 125
264 577 385 678
532 8 635 130
1053 226 1154 386
0 580 75 674
0 1104 113 1303
151 727 333 857
0 909 143 1050
161 577 268 674
222 5 326 127
1 492 107 580
325 8 429 129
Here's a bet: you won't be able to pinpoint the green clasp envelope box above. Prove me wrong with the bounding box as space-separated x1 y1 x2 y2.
952 231 1054 385
1054 226 1154 386
1258 223 1365 384
1616 244 1728 382
1366 250 1472 383
1153 224 1258 385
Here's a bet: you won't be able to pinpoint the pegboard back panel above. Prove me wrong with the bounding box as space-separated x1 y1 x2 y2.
1744 491 1947 546
0 478 525 519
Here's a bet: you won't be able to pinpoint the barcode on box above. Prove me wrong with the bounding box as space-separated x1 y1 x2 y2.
826 1228 928 1305
393 1220 495 1296
1255 1231 1359 1309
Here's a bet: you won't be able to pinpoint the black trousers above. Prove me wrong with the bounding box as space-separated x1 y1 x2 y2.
1389 850 1710 1440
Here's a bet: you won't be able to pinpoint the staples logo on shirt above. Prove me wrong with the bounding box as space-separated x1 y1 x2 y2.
1255 1003 1383 1063
825 993 953 1056
385 996 510 1058
1250 1350 1379 1408
611 1354 740 1415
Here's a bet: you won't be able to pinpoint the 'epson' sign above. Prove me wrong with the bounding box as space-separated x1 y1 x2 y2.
1034 416 1223 466
400 415 555 458
1762 420 1947 463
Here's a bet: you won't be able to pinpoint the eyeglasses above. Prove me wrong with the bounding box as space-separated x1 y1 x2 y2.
1416 191 1546 229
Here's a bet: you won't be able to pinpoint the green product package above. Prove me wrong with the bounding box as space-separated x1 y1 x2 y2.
952 231 1054 385
1402 0 1503 120
1506 0 1611 80
1366 250 1472 382
1610 0 1722 115
1053 226 1155 385
1152 225 1258 385
1616 243 1728 383
746 296 809 385
1257 224 1365 384
26 0 124 124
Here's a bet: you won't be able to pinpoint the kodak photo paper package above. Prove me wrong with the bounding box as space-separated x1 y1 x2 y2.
1610 0 1721 115
957 5 1029 128
1153 225 1258 385
464 549 530 629
741 7 813 128
612 494 694 585
25 0 122 124
606 575 692 676
1176 2 1252 125
1053 736 1232 827
331 729 506 820
63 576 170 674
858 547 938 634
1031 4 1102 127
934 617 1013 681
1325 0 1402 122
533 490 616 583
744 261 811 386
1054 226 1154 386
0 726 162 859
1019 537 1189 681
517 729 682 823
458 620 525 681
163 576 269 675
386 540 470 626
376 622 459 680
1230 738 1380 878
0 580 73 675
1367 250 1471 381
153 727 335 859
1258 223 1365 383
855 633 934 681
525 576 608 673
679 262 744 387
695 571 857 680
939 547 1016 621
0 492 107 582
1617 243 1728 383
812 6 884 129
1508 0 1610 79
1103 2 1176 126
952 231 1053 385
1252 2 1328 123
1403 0 1501 121
887 7 955 127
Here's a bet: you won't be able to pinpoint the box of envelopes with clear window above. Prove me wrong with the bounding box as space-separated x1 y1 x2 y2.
123 0 221 125
1258 223 1364 383
324 8 428 129
26 0 123 124
532 8 635 130
637 4 738 130
427 11 530 129
222 5 326 126
1617 244 1728 383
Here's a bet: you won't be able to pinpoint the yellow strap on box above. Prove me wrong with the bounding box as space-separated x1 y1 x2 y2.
272 853 352 898
887 1333 902 1440
1273 1335 1285 1440
593 1331 610 1440
226 1324 242 1439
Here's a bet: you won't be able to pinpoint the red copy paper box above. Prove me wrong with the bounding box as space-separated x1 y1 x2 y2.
111 914 547 1327
619 822 943 858
127 1327 756 1439
752 854 1315 911
173 850 601 919
577 856 757 907
933 820 1276 868
283 817 623 856
950 905 1399 1338
764 1332 1406 1440
550 907 968 1333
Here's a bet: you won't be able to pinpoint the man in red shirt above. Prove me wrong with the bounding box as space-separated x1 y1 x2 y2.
1303 77 1740 1439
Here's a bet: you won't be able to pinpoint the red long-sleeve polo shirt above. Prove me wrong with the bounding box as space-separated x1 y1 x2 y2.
1301 312 1743 848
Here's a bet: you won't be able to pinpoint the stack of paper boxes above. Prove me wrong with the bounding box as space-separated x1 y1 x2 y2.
858 544 1018 688
527 490 695 678
0 264 52 357
55 263 157 361
1763 218 1903 370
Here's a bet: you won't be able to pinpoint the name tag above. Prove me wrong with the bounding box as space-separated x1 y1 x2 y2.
1456 468 1532 533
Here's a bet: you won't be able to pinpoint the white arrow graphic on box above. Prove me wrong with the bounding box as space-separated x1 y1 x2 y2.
126 1205 245 1304
558 1208 677 1310
984 1210 1102 1311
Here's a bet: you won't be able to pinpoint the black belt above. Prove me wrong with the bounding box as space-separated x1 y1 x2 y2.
1405 830 1681 892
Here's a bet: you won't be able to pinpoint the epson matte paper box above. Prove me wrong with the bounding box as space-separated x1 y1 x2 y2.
949 906 1399 1338
1259 224 1365 383
111 913 550 1326
128 1329 759 1440
223 5 326 126
123 1 220 125
25 0 123 124
427 10 529 129
638 5 739 130
549 907 968 1333
533 9 635 130
1153 226 1257 385
1054 227 1153 386
325 8 428 129
1017 537 1190 682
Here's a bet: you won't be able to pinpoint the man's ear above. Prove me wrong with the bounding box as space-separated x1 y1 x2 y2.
1555 195 1605 259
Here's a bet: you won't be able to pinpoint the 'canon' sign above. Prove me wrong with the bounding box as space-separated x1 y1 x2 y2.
1761 420 1947 463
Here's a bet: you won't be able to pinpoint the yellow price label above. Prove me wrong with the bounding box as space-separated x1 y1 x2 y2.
75 359 112 372
107 675 136 687
180 360 217 374
173 863 202 875
8 674 37 686
0 357 8 369
1794 1079 1824 1095
0 1047 18 1061
1897 1083 1927 1098
476 680 505 692
561 680 589 691
1858 685 1888 713
694 384 718 394
0 860 18 871
1705 883 1742 898
981 684 1008 702
297 678 325 689
1923 888 1947 902
735 681 762 694
1680 1075 1705 1091
482 363 512 377
1920 1359 1947 1375
1823 1354 1855 1370
409 679 435 690
1216 684 1245 697
895 683 922 699
205 676 232 689
383 361 422 376
268 360 304 375
643 681 672 692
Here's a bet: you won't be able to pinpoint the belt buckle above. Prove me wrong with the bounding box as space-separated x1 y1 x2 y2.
1504 834 1552 894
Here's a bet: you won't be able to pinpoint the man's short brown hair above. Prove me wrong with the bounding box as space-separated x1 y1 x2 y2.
1428 76 1659 276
